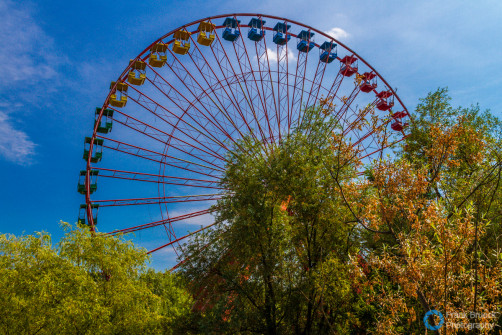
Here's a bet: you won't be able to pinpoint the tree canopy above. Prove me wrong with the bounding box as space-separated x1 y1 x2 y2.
179 89 502 334
0 223 191 335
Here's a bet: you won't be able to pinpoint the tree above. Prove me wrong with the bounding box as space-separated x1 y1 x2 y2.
140 269 192 334
0 223 191 335
180 104 375 334
181 89 502 334
346 88 502 334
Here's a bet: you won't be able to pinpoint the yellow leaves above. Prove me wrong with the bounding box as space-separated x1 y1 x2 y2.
407 307 416 325
424 114 492 175
354 73 364 86
318 95 336 116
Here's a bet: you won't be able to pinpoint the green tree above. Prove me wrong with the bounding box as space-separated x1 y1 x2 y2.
0 223 191 335
180 105 373 334
181 89 502 334
140 269 192 334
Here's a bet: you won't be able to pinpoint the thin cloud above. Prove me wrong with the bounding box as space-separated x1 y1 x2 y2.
324 27 350 40
0 0 65 164
0 112 36 165
0 1 61 86
257 48 296 64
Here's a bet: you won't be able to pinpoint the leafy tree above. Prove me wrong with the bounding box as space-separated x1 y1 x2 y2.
140 269 192 334
181 89 502 334
180 104 374 334
0 223 191 335
346 89 502 334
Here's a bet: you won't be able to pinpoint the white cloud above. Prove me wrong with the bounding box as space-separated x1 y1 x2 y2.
0 1 61 85
257 48 296 64
266 48 278 62
0 111 36 165
0 0 65 164
324 27 350 41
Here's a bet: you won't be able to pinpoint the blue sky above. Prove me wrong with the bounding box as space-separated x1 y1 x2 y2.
0 0 501 269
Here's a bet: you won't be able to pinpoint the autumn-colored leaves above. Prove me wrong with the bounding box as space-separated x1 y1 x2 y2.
345 89 502 334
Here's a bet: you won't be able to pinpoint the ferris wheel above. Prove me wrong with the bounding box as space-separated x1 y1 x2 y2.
77 13 410 268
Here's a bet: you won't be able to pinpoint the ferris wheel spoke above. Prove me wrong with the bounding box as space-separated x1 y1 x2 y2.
127 84 231 155
186 35 255 144
254 23 280 141
169 228 231 273
143 70 256 163
325 68 345 106
109 208 214 235
328 83 362 136
336 85 362 124
358 135 407 161
98 136 224 178
160 48 248 152
92 194 224 207
305 57 330 109
170 242 212 272
352 133 380 159
273 39 291 136
301 61 333 135
110 108 227 164
341 112 372 139
348 119 395 162
233 20 275 144
210 35 268 145
209 26 266 145
92 167 223 189
341 107 376 138
110 110 227 170
289 51 305 127
294 49 310 125
147 221 219 254
135 74 231 147
341 94 394 140
304 59 322 109
350 114 399 153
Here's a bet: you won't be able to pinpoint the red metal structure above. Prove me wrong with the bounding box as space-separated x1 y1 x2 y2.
77 14 410 269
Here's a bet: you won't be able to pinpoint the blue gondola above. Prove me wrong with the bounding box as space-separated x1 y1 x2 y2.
297 30 315 52
273 22 291 45
222 17 241 42
248 18 266 41
319 41 337 63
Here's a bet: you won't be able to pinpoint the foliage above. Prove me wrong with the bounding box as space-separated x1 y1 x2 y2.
0 223 191 335
347 88 502 334
180 105 376 334
180 89 502 334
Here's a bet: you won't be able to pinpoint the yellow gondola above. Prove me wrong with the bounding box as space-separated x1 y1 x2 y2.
110 81 128 92
197 21 215 46
127 59 146 85
130 59 146 71
109 82 128 108
127 71 146 86
149 43 168 67
172 30 191 55
109 95 127 108
149 54 167 67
